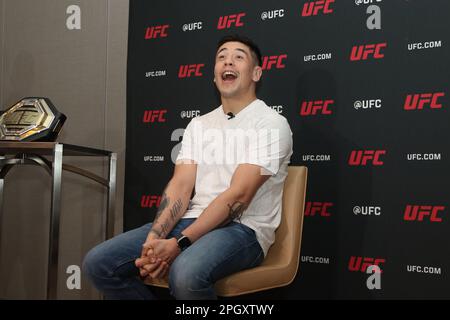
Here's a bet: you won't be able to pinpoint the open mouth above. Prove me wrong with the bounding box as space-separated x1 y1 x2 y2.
221 70 238 83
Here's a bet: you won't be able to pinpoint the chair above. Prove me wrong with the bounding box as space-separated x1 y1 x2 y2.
145 166 308 296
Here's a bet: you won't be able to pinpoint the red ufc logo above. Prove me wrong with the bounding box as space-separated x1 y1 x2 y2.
300 100 334 116
140 195 162 208
144 25 169 39
262 55 287 70
302 0 335 17
348 256 385 273
143 110 167 123
305 202 332 217
404 92 445 110
217 13 246 29
178 64 204 78
348 150 386 166
404 205 445 222
350 43 387 61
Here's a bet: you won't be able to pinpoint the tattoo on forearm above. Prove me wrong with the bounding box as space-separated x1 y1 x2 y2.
227 201 247 221
155 191 169 220
151 191 169 238
170 199 183 221
160 221 169 237
151 221 169 239
150 190 185 239
149 229 162 238
219 201 247 227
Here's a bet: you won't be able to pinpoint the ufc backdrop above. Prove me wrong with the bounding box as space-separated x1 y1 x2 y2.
125 0 450 299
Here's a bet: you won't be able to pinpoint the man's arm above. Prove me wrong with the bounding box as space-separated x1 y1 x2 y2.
136 161 196 278
148 161 197 240
181 163 270 243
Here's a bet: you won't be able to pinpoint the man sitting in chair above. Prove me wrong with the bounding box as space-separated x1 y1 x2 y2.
83 34 293 300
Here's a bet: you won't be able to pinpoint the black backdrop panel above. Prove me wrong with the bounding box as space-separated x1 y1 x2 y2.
125 0 450 299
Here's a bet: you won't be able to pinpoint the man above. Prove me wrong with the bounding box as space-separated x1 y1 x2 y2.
83 34 293 299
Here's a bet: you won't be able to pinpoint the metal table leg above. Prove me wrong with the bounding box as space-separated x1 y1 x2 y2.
0 174 4 274
47 143 63 299
0 162 14 288
106 153 117 240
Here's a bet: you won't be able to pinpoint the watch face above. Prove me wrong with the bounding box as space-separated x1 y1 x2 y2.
0 97 65 141
177 235 192 250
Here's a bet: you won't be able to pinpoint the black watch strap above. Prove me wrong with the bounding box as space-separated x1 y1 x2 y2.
176 233 192 251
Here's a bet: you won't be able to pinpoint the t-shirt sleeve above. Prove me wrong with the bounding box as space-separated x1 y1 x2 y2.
241 116 293 175
176 118 199 163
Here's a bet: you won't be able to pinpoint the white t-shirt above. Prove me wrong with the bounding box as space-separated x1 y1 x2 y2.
176 99 293 256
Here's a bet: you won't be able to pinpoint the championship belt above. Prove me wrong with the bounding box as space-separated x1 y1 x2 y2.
0 97 66 141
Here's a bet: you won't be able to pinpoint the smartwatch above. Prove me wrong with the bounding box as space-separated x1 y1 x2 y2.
176 233 192 251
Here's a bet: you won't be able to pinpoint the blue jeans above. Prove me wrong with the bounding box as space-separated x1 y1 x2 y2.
82 218 264 300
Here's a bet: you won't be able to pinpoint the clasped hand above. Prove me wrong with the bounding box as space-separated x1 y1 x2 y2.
135 237 180 280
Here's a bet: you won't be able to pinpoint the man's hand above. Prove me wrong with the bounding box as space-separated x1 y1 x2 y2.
135 254 169 279
135 231 169 280
145 238 181 265
135 232 182 280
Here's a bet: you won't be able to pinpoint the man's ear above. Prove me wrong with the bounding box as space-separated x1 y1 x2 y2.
252 66 262 82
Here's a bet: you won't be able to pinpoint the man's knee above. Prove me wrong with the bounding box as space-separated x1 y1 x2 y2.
168 255 211 297
82 244 112 285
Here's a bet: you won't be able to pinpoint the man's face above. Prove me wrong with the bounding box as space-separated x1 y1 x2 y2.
214 41 262 99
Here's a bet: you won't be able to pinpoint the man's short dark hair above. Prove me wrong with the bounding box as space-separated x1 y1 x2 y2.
217 34 262 67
